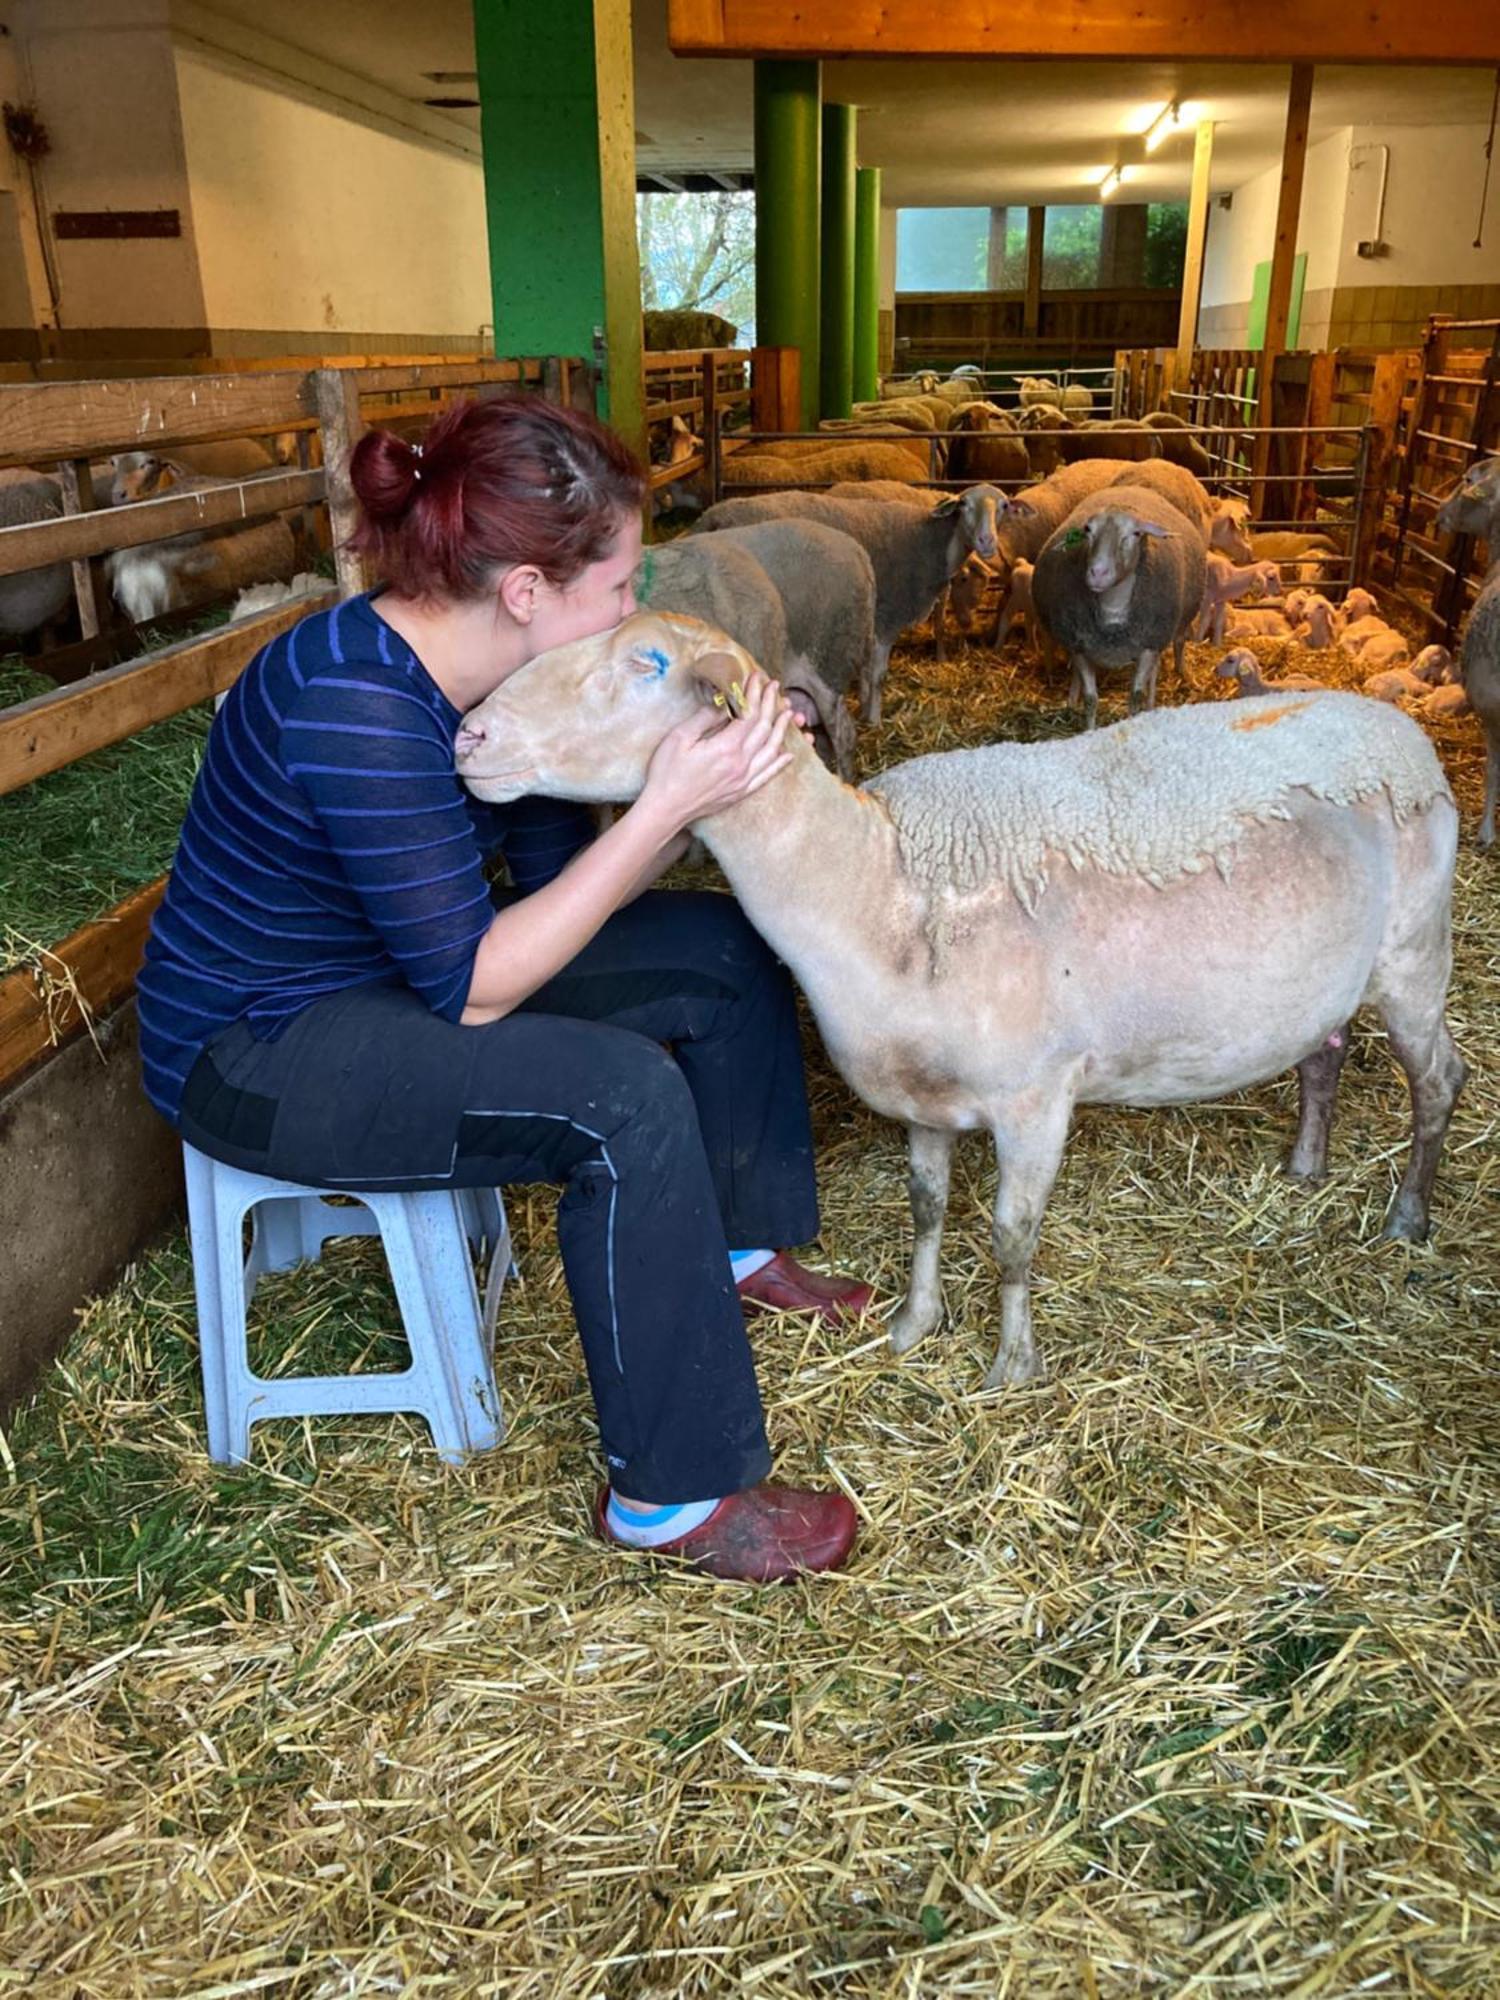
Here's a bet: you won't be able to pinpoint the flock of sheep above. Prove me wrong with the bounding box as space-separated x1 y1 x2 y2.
643 373 1497 844
590 383 1497 1382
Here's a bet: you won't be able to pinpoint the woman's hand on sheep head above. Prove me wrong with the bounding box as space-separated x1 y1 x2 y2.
638 668 796 833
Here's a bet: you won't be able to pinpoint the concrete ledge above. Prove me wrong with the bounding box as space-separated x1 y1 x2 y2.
0 1001 181 1416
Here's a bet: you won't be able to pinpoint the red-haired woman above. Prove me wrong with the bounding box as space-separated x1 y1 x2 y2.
138 396 868 1581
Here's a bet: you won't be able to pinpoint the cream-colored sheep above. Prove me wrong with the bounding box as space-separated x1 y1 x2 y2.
457 611 1465 1391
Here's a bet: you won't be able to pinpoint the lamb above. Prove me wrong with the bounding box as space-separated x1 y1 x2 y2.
458 611 1466 1389
1363 666 1432 703
1195 555 1283 642
630 530 859 779
0 472 73 642
1031 487 1207 728
1216 650 1327 696
1410 644 1454 685
1340 619 1411 671
1416 682 1473 720
1434 453 1500 847
1342 587 1378 623
1283 590 1342 649
1227 607 1295 641
992 556 1040 654
694 483 1006 723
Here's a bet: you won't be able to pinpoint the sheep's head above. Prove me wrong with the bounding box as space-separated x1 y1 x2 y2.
1412 643 1455 686
1215 648 1260 683
111 451 174 505
935 483 1006 565
1435 456 1500 538
1209 499 1253 565
456 612 760 807
1342 586 1377 622
1073 504 1173 595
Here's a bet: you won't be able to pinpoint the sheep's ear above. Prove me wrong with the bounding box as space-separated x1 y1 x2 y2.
1134 519 1175 539
932 493 963 518
692 649 750 716
1007 496 1036 519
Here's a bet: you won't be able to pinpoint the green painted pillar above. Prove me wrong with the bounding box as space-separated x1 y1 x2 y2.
754 60 821 431
819 104 856 419
853 166 882 405
473 0 645 460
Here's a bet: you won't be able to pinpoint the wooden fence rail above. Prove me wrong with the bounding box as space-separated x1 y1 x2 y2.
0 344 794 1098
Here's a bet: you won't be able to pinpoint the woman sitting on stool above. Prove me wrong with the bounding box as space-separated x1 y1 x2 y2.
138 394 870 1582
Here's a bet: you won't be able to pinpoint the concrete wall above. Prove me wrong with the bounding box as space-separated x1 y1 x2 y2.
0 1004 181 1417
1200 118 1500 351
175 48 491 351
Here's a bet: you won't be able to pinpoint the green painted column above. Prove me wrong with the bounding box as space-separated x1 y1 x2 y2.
853 166 882 404
754 60 821 432
473 0 645 460
819 104 856 419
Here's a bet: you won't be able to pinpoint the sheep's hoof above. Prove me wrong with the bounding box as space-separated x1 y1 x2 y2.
1381 1201 1430 1245
1283 1153 1328 1186
982 1348 1046 1390
887 1306 938 1357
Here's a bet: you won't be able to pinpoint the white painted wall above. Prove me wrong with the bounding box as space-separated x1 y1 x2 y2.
1201 128 1350 310
6 0 207 331
175 47 491 339
1202 119 1500 312
1336 123 1499 289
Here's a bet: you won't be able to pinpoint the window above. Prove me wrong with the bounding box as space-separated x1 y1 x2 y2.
896 208 992 291
1144 203 1189 289
1042 207 1103 290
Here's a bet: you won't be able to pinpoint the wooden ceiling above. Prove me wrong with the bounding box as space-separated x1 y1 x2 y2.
668 1 1500 66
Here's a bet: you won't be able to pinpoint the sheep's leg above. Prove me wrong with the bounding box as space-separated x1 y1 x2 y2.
1069 653 1098 730
1286 1023 1352 1182
1129 649 1160 715
1379 1003 1467 1243
888 1125 955 1358
1172 633 1187 687
984 1095 1073 1389
933 587 949 663
1479 732 1498 850
861 637 892 726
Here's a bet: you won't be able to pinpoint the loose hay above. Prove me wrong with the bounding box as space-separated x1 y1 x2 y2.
1 623 1497 1997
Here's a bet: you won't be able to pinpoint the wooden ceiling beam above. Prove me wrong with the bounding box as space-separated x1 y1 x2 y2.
669 1 1500 64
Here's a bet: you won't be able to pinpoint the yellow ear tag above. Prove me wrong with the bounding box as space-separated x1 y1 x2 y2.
711 679 747 716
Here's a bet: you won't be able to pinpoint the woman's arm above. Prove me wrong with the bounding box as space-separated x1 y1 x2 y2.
460 677 789 1024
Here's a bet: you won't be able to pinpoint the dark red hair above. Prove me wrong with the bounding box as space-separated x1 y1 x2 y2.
348 395 646 601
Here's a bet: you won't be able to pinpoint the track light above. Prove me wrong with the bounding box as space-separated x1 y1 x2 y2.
1143 101 1180 153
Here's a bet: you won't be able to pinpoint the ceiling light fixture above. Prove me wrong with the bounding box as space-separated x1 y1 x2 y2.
1099 163 1134 199
1143 100 1180 153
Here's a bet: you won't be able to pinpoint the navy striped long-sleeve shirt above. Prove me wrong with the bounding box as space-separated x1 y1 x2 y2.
137 591 594 1122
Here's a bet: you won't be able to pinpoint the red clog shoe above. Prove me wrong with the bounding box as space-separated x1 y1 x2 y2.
595 1483 858 1582
736 1250 874 1325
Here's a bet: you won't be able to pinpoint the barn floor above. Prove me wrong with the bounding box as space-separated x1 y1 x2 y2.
2 628 1497 1996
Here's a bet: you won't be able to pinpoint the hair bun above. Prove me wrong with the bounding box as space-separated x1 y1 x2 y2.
348 425 424 524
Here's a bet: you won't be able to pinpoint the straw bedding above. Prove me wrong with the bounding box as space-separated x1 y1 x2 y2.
1 621 1497 1996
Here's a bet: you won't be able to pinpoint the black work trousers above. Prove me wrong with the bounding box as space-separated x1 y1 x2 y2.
177 889 820 1502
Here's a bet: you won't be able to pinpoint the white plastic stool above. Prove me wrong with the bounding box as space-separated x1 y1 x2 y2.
183 1143 511 1466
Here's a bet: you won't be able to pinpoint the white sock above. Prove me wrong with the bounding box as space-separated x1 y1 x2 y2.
730 1247 776 1282
605 1492 722 1548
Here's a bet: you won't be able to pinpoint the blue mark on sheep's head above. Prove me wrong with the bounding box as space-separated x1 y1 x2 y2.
640 646 669 679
